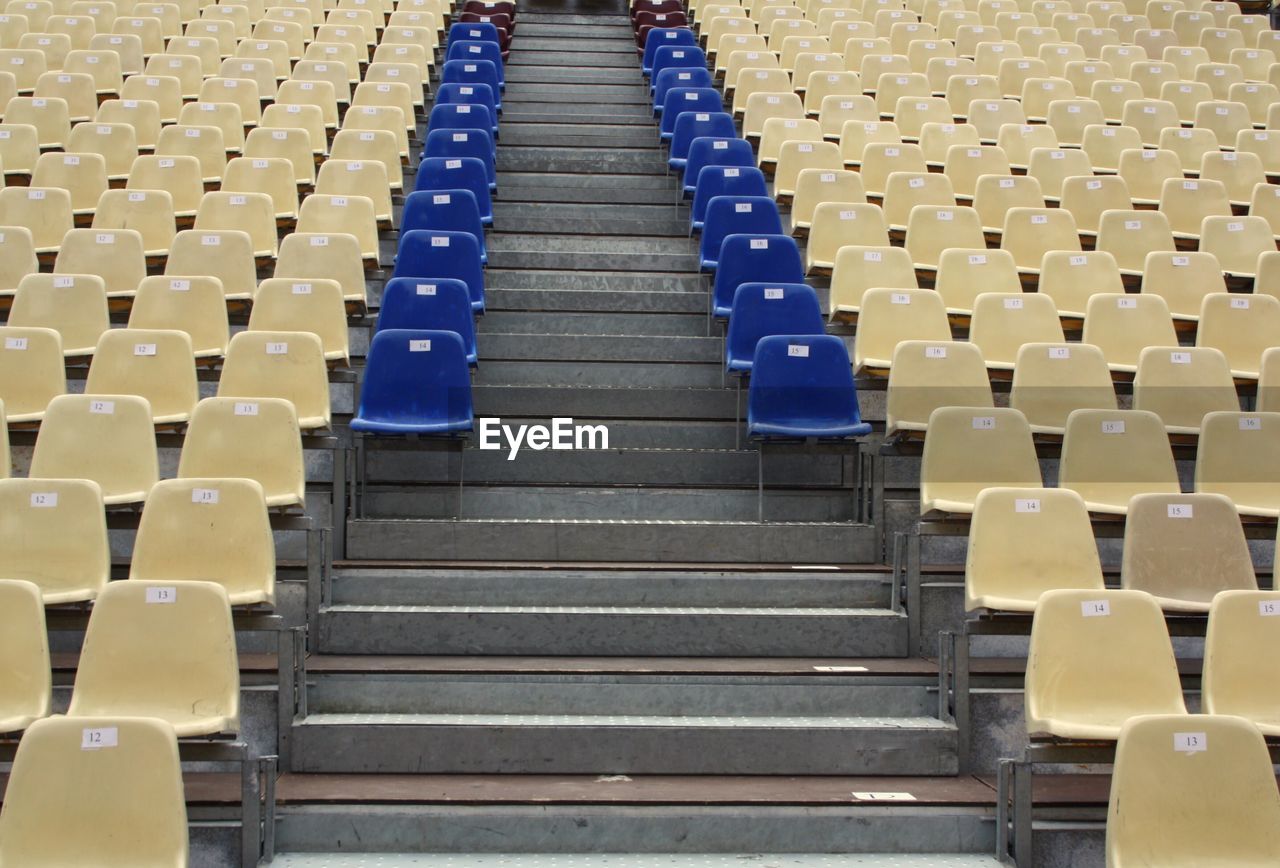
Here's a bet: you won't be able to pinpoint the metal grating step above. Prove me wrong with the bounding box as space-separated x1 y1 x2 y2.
271 856 1003 867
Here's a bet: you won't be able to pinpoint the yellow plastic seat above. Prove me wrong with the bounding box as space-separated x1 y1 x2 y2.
261 104 327 159
969 291 1066 370
164 35 220 77
0 325 63 421
903 204 986 277
1133 345 1238 434
0 477 107 602
1059 177 1133 244
33 70 94 122
741 88 804 140
1079 123 1142 173
313 157 392 228
852 285 951 373
1194 98 1252 147
1156 177 1231 243
944 75 1002 119
891 94 952 138
933 248 1022 315
220 56 277 101
942 143 1012 200
30 150 106 216
294 57 357 103
1060 408 1181 513
1129 59 1179 98
144 51 202 100
1120 492 1253 614
1010 342 1118 433
1121 97 1180 146
999 57 1049 97
3 94 68 147
84 328 198 426
972 173 1045 236
0 121 39 184
1196 292 1280 379
828 246 920 323
879 172 953 236
194 191 277 259
918 122 982 168
178 102 246 155
0 47 47 92
1107 713 1280 867
120 74 182 124
965 487 1105 612
975 40 1024 77
1202 591 1280 736
166 228 257 304
322 133 396 193
1235 129 1280 178
964 98 1027 140
234 37 292 82
1000 206 1082 277
249 278 349 365
89 189 173 260
0 222 37 294
789 167 866 234
18 32 70 73
0 715 188 867
1096 208 1175 278
244 125 315 187
128 275 229 361
67 122 137 183
155 124 226 185
8 272 107 355
0 578 50 732
1199 215 1274 278
1082 293 1179 374
29 393 157 504
53 227 144 300
837 119 902 168
97 97 161 150
1025 589 1186 739
132 2 181 40
1160 78 1214 124
126 155 202 220
222 156 299 223
1200 149 1267 206
1194 61 1244 101
178 396 305 508
279 76 344 129
68 578 238 737
1138 251 1227 321
274 231 367 309
805 71 864 118
341 104 409 163
1228 81 1279 126
1026 146 1094 203
758 117 823 170
804 202 890 273
920 406 1043 514
1020 74 1076 121
217 330 331 430
885 339 994 436
1194 410 1280 515
858 142 928 198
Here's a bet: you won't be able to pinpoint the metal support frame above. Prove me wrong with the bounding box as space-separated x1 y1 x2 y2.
751 438 863 524
181 740 276 866
349 433 469 521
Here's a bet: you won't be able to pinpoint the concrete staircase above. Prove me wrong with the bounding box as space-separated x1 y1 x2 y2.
276 4 997 865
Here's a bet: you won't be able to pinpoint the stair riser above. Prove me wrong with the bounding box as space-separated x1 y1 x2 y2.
319 612 904 656
478 311 709 336
273 806 995 855
290 726 958 775
344 520 880 562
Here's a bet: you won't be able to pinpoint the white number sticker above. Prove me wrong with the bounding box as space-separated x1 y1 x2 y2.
133 343 157 357
234 401 259 416
191 487 220 504
1003 297 1023 309
409 339 432 352
763 288 785 300
266 342 289 355
749 239 768 250
1239 416 1262 430
81 726 118 750
1015 498 1041 513
924 346 947 359
5 337 28 350
1101 420 1126 434
1167 503 1193 518
1259 600 1280 616
787 344 810 358
89 400 114 415
1047 347 1070 359
1170 351 1191 364
29 492 57 507
1081 600 1111 617
145 586 177 604
1173 732 1207 754
972 416 995 430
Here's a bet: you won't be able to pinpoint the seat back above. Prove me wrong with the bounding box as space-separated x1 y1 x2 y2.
969 292 1066 368
920 406 1042 513
724 282 824 371
9 272 108 356
1059 408 1181 512
30 393 157 504
1133 345 1237 433
965 487 1104 611
0 325 64 421
217 330 331 430
1026 590 1186 737
886 339 993 434
1011 342 1117 432
0 716 188 866
85 328 198 425
0 579 50 729
1107 714 1280 866
179 396 304 507
0 477 108 603
1195 292 1280 378
351 329 474 434
1194 411 1280 516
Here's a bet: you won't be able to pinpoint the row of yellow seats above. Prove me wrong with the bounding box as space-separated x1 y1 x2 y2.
0 392 308 505
853 289 1278 375
884 337 1276 436
916 405 1278 515
0 324 336 425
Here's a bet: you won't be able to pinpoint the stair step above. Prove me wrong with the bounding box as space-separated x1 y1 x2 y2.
497 146 671 174
471 384 736 418
344 518 879 562
276 856 1001 867
484 288 705 314
484 270 700 293
473 359 723 388
478 311 707 336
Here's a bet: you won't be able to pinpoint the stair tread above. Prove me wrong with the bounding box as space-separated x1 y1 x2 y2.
325 604 896 616
271 856 1003 867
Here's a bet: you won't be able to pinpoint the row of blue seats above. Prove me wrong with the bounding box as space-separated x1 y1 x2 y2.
348 20 515 436
643 25 873 441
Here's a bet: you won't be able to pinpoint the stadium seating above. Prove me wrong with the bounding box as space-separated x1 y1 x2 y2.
885 340 994 437
351 329 476 435
0 578 50 733
29 394 158 504
920 407 1042 514
747 334 870 439
84 328 199 426
724 282 824 373
378 278 480 367
1195 411 1280 516
1010 342 1117 433
0 325 63 421
178 396 305 508
1132 346 1238 434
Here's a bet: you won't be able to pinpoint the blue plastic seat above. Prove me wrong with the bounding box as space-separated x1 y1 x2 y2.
711 234 804 318
653 66 714 114
441 60 502 112
434 83 499 129
414 156 494 226
393 229 486 314
423 128 497 190
428 103 498 147
351 329 475 435
681 137 755 198
748 334 871 439
668 111 735 171
447 22 502 51
698 196 784 271
401 189 487 265
658 88 724 139
445 40 505 88
691 166 768 232
724 283 825 373
650 44 708 95
643 27 696 77
377 278 478 366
